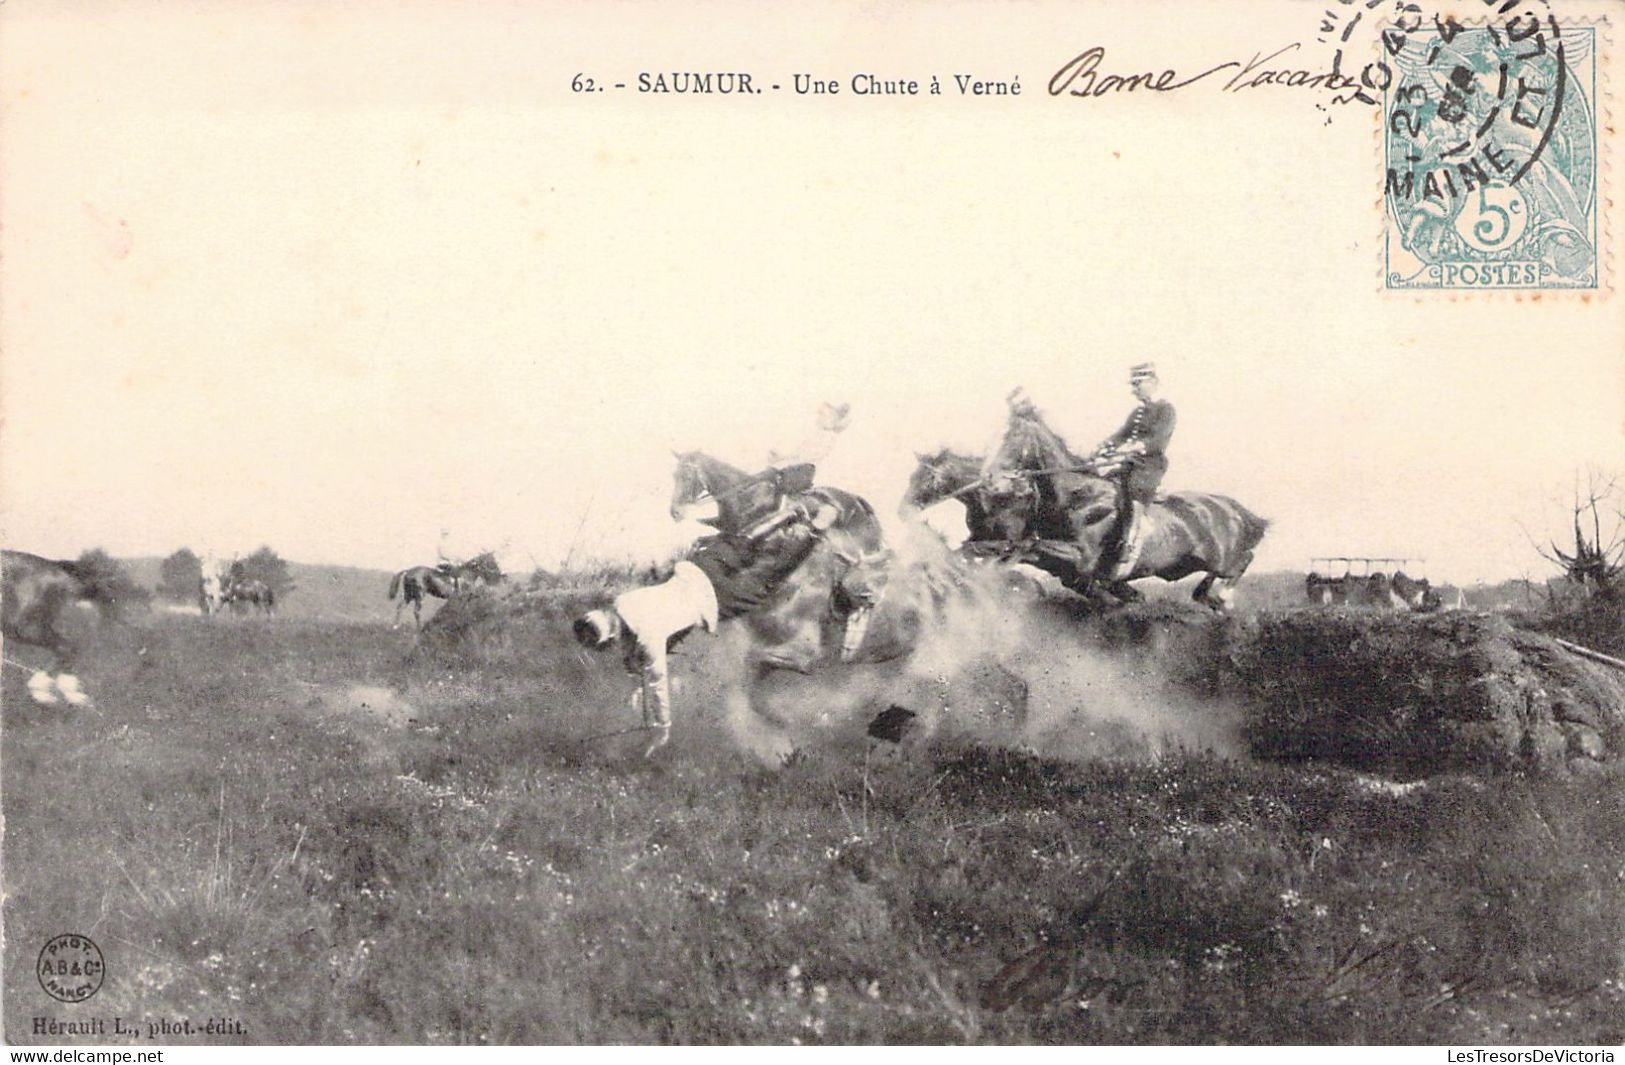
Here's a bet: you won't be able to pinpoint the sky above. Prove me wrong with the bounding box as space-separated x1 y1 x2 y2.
1 0 1620 585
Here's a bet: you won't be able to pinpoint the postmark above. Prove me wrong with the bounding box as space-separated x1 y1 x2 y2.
37 934 105 1003
1381 18 1599 290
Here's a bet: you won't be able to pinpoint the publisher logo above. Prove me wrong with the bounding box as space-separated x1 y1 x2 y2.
38 934 104 1003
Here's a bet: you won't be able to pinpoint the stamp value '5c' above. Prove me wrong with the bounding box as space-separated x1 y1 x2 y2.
1383 19 1599 291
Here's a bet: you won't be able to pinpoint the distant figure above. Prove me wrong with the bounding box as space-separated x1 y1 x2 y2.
388 552 503 629
223 577 276 616
198 550 227 617
1091 363 1176 580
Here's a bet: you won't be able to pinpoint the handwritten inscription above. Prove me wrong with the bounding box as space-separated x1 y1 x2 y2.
1048 44 1359 100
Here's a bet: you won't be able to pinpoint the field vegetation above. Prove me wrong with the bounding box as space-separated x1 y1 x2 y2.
4 560 1622 1044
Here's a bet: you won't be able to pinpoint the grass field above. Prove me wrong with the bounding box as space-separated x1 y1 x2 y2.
3 597 1623 1045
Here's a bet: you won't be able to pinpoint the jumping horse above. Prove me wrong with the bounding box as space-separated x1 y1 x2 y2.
387 552 503 629
903 417 1269 610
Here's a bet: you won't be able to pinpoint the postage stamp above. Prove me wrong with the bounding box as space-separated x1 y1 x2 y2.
1383 20 1599 291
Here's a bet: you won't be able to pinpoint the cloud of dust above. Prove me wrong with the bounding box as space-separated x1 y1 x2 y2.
711 523 1244 765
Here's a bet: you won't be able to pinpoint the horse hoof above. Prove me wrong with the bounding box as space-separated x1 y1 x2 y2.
27 672 59 705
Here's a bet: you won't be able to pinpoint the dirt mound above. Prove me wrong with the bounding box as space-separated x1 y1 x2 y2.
415 582 1623 774
1042 602 1623 773
1224 610 1624 773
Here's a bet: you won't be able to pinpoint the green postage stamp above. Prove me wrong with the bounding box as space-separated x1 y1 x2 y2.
1384 20 1598 290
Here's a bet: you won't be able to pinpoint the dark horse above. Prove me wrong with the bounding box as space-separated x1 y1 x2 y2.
2 550 118 705
223 577 276 617
671 449 892 659
903 418 1269 610
670 450 882 543
901 447 1030 541
387 552 503 629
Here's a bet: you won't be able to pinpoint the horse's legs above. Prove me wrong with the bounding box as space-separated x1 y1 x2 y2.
1196 548 1254 612
23 596 88 705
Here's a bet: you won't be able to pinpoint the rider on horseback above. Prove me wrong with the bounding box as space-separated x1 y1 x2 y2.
576 416 883 753
1092 362 1176 579
992 365 1175 580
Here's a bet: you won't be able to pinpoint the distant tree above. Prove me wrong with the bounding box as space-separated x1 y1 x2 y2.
1536 469 1623 602
158 547 203 601
70 548 150 615
235 545 296 600
1527 469 1625 656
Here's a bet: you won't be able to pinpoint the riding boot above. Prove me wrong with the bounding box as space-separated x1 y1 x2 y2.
1112 502 1145 581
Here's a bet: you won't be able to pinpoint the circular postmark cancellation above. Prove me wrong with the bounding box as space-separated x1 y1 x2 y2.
1366 3 1596 289
38 934 105 1003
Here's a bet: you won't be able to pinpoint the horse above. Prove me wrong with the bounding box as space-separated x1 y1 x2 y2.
1 550 118 706
222 577 276 616
1391 571 1441 612
671 450 882 543
908 417 1269 610
900 446 1032 542
1304 573 1349 606
387 552 503 629
575 521 1027 763
199 568 225 616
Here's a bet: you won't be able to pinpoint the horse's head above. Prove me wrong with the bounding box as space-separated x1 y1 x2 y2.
671 450 783 531
901 449 979 517
671 450 732 526
464 551 504 585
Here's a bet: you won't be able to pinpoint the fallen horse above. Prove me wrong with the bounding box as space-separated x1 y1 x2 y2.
576 477 1025 759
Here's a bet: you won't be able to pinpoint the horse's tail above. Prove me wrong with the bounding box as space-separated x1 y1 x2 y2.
1233 502 1270 553
387 570 403 600
1162 494 1269 575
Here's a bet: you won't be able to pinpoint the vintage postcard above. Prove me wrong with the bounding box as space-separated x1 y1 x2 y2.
2 0 1622 1051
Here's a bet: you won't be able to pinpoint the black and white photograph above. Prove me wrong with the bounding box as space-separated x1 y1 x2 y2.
2 0 1622 1049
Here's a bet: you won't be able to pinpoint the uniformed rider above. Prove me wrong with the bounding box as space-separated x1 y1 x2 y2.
1092 362 1176 579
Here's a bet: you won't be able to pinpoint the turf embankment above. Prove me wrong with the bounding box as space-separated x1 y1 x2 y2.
435 587 1625 774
